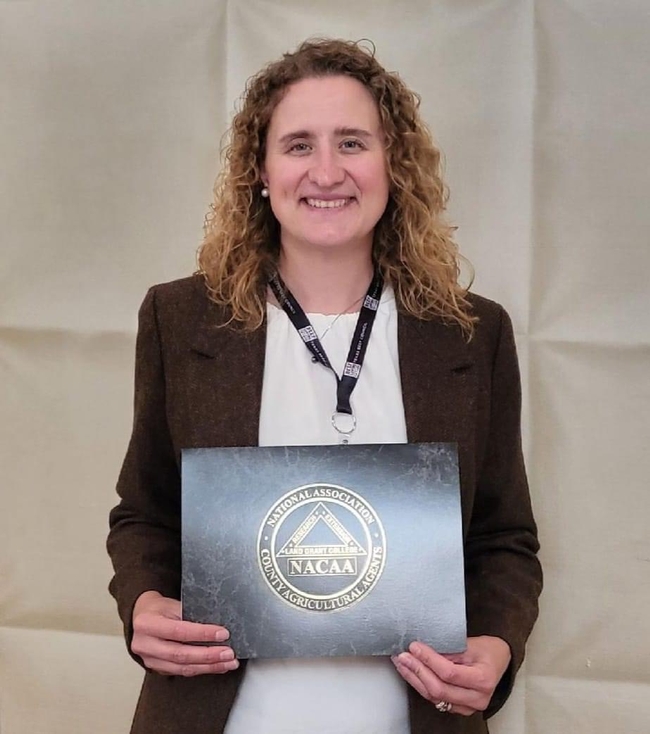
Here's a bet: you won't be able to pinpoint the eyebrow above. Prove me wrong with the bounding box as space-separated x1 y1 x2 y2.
277 127 375 145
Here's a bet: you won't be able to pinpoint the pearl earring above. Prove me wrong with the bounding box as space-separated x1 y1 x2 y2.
261 187 269 198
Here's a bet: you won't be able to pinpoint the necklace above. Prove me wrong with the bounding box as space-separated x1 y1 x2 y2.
316 293 366 343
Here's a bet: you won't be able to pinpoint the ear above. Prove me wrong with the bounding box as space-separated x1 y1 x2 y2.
260 164 269 187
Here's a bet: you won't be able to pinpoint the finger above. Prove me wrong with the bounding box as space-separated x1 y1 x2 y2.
135 614 230 644
409 642 483 691
392 658 430 699
392 659 475 717
395 652 488 712
133 636 237 667
442 652 467 665
143 655 240 677
440 702 475 717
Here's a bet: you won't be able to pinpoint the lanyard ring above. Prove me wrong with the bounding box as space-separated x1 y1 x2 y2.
331 411 357 435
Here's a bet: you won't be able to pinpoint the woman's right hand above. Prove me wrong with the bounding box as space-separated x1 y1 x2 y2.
131 591 239 676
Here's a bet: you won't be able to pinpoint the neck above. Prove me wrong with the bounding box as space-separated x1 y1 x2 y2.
275 246 374 314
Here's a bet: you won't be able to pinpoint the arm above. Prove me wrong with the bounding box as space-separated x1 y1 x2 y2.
395 305 542 717
107 287 183 654
107 287 237 675
463 305 542 715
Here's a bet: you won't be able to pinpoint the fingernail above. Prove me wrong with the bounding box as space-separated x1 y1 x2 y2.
410 642 422 656
226 659 239 670
220 648 235 662
215 629 229 642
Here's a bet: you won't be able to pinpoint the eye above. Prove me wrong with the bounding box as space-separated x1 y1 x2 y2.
287 141 311 154
341 139 365 151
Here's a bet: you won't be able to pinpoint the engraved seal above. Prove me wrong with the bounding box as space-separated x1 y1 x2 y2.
257 483 386 612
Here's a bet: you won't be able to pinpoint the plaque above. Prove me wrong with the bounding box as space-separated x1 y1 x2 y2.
181 443 466 658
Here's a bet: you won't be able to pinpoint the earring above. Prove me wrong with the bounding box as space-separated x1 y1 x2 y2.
261 187 269 198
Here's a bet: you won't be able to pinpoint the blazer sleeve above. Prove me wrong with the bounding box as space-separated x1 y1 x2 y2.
107 287 182 663
464 305 543 717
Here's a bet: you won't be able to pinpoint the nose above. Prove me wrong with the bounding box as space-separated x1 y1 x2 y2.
307 147 345 188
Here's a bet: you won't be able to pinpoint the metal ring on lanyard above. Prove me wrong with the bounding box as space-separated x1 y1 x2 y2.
331 411 357 435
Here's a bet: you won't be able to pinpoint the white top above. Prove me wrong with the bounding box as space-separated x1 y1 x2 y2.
224 288 410 734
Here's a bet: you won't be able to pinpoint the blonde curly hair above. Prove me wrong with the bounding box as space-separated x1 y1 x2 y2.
197 38 476 335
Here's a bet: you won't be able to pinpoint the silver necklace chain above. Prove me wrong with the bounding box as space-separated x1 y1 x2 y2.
309 293 366 365
316 293 365 342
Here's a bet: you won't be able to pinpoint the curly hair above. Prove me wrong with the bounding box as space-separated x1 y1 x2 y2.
197 38 476 335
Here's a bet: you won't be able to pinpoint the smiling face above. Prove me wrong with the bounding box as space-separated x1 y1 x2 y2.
262 75 390 258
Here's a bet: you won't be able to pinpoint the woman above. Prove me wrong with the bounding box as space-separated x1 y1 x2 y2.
108 38 542 733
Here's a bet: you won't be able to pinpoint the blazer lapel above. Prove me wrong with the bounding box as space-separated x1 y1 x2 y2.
398 313 476 445
186 298 266 449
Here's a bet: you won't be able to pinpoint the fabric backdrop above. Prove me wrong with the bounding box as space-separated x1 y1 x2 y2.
1 1 649 732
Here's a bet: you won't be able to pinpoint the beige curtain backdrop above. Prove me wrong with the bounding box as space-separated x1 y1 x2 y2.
1 1 648 732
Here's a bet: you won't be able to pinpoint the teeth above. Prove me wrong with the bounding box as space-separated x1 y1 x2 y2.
305 198 349 209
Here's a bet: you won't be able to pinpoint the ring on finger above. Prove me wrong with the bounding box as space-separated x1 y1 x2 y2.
435 700 453 714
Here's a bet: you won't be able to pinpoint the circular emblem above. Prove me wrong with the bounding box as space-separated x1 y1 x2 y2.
257 483 386 612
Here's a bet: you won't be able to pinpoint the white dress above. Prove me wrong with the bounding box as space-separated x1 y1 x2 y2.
224 288 410 734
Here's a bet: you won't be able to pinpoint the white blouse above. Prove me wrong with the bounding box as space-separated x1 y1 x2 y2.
224 288 409 734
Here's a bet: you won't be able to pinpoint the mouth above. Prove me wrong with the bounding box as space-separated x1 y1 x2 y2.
302 197 355 210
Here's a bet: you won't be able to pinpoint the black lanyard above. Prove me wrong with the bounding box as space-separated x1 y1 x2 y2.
268 270 383 429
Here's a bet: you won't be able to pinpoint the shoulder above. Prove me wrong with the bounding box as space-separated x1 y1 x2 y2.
397 292 517 384
140 273 226 325
144 273 208 312
411 291 517 369
467 291 509 331
466 291 515 347
465 292 519 370
406 291 512 345
139 274 259 360
138 274 229 348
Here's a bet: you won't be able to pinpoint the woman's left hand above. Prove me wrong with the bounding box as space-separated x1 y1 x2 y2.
392 635 511 716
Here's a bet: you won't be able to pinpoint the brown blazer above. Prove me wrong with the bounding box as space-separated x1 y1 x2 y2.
108 274 542 734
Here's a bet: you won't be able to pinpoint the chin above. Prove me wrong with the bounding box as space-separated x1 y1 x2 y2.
300 228 372 250
306 238 365 252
